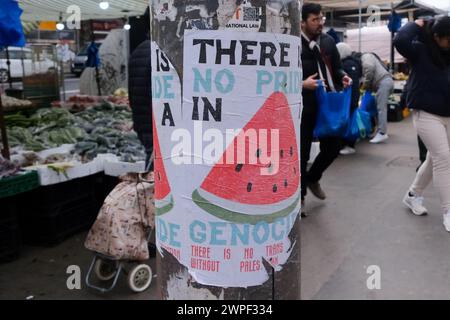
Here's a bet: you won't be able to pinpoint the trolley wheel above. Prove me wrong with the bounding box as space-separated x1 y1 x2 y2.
128 264 152 293
94 259 117 281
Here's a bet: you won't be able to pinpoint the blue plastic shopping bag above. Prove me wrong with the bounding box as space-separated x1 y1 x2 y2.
344 109 373 141
314 81 352 138
359 91 378 118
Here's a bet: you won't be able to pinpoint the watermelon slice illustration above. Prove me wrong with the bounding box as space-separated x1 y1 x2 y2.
192 92 300 224
153 116 174 216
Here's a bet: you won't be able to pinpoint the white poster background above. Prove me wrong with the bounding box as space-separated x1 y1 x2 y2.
153 30 302 287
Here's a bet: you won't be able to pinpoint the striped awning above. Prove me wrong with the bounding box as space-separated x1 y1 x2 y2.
21 21 39 34
18 0 149 22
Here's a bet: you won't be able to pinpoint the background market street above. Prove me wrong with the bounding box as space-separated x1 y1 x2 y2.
1 116 450 300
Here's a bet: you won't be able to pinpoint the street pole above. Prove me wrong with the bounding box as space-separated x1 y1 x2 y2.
90 20 102 96
58 32 66 102
5 47 13 90
358 0 362 53
151 0 302 300
390 5 395 74
0 94 10 159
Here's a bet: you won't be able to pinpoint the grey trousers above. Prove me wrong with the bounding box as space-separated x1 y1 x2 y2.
375 77 394 134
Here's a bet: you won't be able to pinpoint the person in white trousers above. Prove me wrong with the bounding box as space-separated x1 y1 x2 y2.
394 16 450 231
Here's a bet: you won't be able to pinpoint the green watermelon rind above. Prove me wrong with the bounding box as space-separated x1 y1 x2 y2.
192 189 300 225
156 194 174 216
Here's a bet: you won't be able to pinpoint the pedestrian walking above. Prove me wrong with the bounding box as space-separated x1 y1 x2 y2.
394 16 450 231
300 3 352 215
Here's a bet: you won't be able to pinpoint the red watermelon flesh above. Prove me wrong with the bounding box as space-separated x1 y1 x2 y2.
199 92 299 205
153 115 172 202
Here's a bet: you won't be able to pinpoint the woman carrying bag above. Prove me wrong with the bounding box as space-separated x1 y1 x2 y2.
394 16 450 231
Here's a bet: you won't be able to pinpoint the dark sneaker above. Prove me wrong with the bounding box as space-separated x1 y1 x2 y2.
301 200 308 218
307 181 326 200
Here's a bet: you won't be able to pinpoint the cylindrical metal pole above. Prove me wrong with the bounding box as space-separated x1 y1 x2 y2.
90 20 102 96
390 5 395 74
151 0 302 300
5 48 13 90
359 0 362 53
0 95 10 159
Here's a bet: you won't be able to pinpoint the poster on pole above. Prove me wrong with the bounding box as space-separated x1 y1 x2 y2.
151 0 302 288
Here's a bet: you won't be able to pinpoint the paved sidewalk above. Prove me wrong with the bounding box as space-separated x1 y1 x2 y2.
301 116 450 300
2 116 449 300
0 232 158 300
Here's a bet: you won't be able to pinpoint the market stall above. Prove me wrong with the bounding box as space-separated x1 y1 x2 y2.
0 1 153 260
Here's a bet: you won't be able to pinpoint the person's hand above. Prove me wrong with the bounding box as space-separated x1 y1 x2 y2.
303 73 320 90
415 19 425 27
342 75 352 89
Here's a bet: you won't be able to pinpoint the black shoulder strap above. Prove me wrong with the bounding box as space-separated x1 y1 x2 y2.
371 52 389 71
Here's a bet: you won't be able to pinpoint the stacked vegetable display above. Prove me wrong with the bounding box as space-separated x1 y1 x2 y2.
2 100 146 166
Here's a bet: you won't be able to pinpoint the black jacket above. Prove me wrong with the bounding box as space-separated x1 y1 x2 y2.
128 40 153 157
301 33 347 115
394 22 450 117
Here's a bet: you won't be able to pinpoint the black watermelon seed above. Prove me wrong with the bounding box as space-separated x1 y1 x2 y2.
235 164 243 172
247 183 252 192
284 179 288 187
290 146 293 156
157 172 161 181
293 167 296 174
256 149 261 158
273 184 277 192
280 149 284 158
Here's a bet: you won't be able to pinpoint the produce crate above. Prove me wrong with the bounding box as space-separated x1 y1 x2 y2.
20 193 97 246
5 88 24 100
27 174 96 204
0 197 21 262
22 72 60 107
0 171 40 200
19 175 98 246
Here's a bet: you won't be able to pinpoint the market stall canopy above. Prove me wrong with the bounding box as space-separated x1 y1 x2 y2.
18 0 148 22
346 26 404 62
308 0 449 26
18 1 448 23
307 0 403 10
308 0 448 12
413 0 450 13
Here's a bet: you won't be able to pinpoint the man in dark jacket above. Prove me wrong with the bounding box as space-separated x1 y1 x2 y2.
129 9 153 169
301 3 352 213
